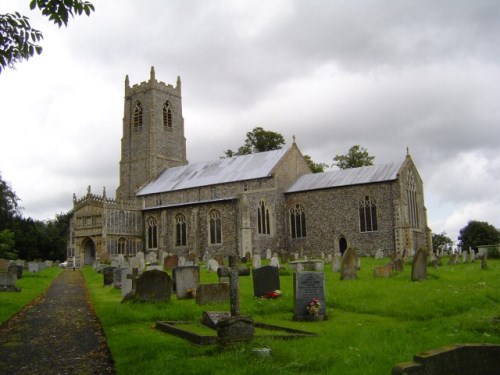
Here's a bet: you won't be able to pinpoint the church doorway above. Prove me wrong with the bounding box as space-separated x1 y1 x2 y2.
82 237 96 265
339 236 348 255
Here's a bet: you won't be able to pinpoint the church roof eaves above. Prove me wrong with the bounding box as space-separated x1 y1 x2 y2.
285 162 403 193
137 148 290 196
143 197 237 211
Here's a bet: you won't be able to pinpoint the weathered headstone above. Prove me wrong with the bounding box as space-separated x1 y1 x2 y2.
340 248 358 280
136 251 145 270
293 271 326 321
481 250 488 270
374 265 392 278
331 254 341 272
469 250 475 262
121 268 133 298
163 254 179 270
113 267 124 289
196 283 230 305
252 265 280 297
145 252 157 264
129 257 140 271
174 266 200 299
252 254 261 269
411 249 427 281
462 251 467 264
375 249 384 259
270 256 280 268
135 269 172 302
207 259 219 273
178 256 186 267
103 266 115 286
8 264 23 279
266 249 272 260
0 271 20 292
0 258 9 272
28 262 39 273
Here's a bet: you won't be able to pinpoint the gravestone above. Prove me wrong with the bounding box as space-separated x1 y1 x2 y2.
374 265 392 278
103 267 115 286
327 254 333 263
207 259 219 273
270 256 280 268
8 264 23 279
375 249 384 259
0 258 9 272
293 271 326 321
110 259 120 268
28 262 39 273
252 265 280 297
122 268 140 301
174 266 200 299
252 254 261 269
178 256 186 267
129 257 140 271
340 248 358 280
411 249 427 281
135 270 172 302
113 267 124 289
44 260 53 267
145 252 157 264
121 268 133 298
469 250 475 262
266 249 272 259
136 251 145 270
163 254 179 270
0 271 20 292
196 283 230 305
389 258 404 272
481 251 488 270
331 254 341 272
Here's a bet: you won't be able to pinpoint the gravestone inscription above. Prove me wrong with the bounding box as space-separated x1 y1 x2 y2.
293 272 326 321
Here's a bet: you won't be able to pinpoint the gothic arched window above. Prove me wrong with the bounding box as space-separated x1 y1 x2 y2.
175 214 187 246
133 101 143 128
147 217 158 249
118 237 126 255
406 171 419 228
290 204 306 238
163 101 173 129
359 196 378 232
258 200 271 235
209 210 222 244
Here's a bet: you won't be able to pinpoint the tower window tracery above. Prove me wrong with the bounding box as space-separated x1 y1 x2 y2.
163 101 173 129
133 101 143 130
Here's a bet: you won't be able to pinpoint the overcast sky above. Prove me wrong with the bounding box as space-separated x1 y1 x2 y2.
1 0 499 243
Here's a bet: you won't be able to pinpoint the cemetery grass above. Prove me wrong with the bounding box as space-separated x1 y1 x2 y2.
83 258 500 375
0 267 63 324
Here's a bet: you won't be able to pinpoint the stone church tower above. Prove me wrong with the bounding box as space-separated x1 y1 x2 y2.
116 66 187 201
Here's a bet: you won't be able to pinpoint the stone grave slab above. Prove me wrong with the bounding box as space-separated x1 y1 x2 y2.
28 262 39 273
252 265 280 297
411 248 427 281
8 264 23 279
135 269 172 302
0 271 20 292
293 271 326 321
103 266 115 286
121 268 133 298
196 283 230 305
174 266 200 299
0 258 9 271
340 248 358 280
163 254 179 270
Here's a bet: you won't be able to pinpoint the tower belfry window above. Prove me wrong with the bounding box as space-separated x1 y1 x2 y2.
163 101 173 130
133 101 143 130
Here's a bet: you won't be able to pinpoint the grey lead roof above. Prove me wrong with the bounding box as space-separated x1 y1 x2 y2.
285 162 403 193
137 147 290 196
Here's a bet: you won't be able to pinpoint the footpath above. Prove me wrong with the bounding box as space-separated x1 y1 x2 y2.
0 269 115 375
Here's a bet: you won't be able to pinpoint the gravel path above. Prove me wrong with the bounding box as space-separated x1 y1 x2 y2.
0 269 115 375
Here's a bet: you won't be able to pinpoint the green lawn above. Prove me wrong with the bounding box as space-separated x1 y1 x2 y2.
0 266 62 324
83 257 500 375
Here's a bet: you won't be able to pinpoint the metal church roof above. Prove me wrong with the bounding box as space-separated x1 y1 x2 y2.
285 162 403 193
137 147 290 196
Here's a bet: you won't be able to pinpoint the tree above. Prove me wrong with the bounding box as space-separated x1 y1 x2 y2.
0 229 16 259
223 127 285 157
303 154 328 173
332 145 375 170
458 220 500 252
0 172 21 229
432 231 453 253
0 0 94 73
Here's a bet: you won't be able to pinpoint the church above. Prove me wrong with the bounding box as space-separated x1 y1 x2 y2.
67 68 432 267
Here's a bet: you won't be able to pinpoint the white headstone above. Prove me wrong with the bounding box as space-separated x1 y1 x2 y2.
28 262 39 273
121 268 132 297
462 251 467 263
252 254 262 269
270 256 280 268
266 249 272 260
207 259 219 273
178 256 186 267
375 249 384 259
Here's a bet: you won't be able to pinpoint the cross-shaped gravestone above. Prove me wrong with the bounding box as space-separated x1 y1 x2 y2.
228 255 240 316
127 268 140 293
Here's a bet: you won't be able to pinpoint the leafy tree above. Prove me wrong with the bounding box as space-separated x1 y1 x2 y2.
432 231 453 252
0 172 21 229
223 127 285 157
304 154 328 173
0 229 16 259
332 145 375 170
0 0 94 73
458 220 500 252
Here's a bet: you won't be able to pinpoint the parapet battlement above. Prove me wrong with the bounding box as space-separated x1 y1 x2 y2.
125 66 181 97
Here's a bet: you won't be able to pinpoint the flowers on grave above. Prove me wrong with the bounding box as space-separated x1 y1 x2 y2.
306 298 321 316
185 288 195 298
265 290 282 299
